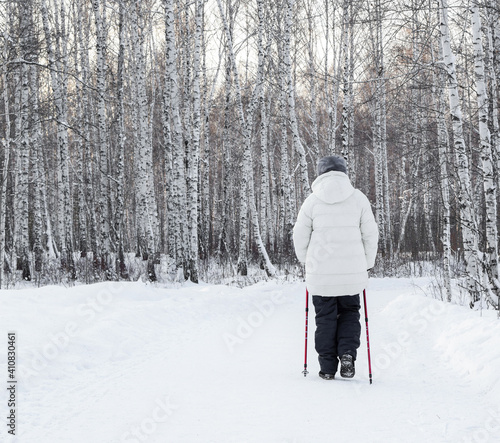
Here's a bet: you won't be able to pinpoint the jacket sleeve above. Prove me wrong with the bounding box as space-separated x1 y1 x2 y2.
293 197 314 264
359 194 379 269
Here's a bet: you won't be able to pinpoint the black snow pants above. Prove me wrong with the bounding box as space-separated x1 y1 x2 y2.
312 294 361 374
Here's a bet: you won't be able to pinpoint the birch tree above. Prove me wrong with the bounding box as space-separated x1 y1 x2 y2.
278 44 294 257
325 0 341 155
432 36 452 301
30 67 44 281
76 0 98 268
131 0 158 281
439 0 482 304
200 3 212 260
306 0 319 159
92 0 112 276
15 0 32 281
341 0 351 168
486 1 500 193
284 0 310 197
185 0 203 283
471 2 499 306
369 0 388 257
259 88 271 249
116 0 127 278
40 0 75 279
164 0 188 278
0 9 13 287
72 0 87 262
214 0 237 265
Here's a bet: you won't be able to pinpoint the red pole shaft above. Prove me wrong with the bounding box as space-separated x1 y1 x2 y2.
363 289 373 384
303 289 309 377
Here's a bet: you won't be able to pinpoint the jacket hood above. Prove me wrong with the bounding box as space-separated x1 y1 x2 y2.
311 171 355 204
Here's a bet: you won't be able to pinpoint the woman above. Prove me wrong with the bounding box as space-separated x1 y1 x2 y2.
293 155 378 380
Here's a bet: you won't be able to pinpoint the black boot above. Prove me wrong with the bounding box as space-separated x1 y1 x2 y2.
319 371 335 380
340 354 355 378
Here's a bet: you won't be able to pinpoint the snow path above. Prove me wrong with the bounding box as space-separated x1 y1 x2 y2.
1 278 500 442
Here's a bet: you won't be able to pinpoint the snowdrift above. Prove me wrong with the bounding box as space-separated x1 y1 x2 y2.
1 278 499 442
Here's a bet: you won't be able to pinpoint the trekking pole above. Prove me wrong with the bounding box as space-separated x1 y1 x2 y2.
303 288 309 377
363 289 373 384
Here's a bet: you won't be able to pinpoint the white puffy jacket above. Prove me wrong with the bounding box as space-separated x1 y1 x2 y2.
293 171 379 296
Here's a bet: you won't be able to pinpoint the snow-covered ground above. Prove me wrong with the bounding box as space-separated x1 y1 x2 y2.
1 277 500 443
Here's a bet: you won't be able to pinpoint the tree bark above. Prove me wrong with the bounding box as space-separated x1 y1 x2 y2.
471 2 499 307
439 0 482 305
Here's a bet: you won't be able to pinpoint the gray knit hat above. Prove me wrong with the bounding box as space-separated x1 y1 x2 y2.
317 155 347 175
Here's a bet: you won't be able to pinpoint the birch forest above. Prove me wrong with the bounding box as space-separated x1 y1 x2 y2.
0 0 499 310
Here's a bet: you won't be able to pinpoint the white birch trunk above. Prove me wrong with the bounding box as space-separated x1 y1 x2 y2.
378 0 391 256
373 73 386 257
92 0 111 275
492 1 500 315
11 63 20 276
165 0 188 275
269 142 278 251
491 0 500 136
279 46 294 256
379 73 392 257
348 2 356 185
0 22 12 288
180 1 192 274
368 0 387 257
16 4 31 281
217 14 233 262
30 65 43 278
73 0 87 261
327 1 342 155
78 1 98 264
341 0 350 165
259 88 271 248
200 3 211 260
25 1 43 280
471 2 499 306
41 0 74 278
57 0 74 277
433 36 452 302
306 2 319 159
339 1 357 183
324 0 330 156
437 100 452 301
185 0 203 283
439 0 482 304
116 0 127 278
162 1 175 263
284 0 310 197
131 1 158 281
486 2 500 202
162 84 175 261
